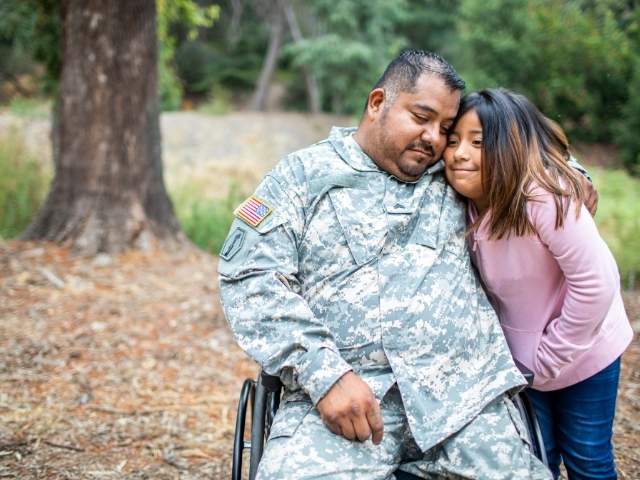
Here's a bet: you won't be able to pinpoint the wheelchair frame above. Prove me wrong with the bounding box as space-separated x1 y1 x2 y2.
232 369 548 480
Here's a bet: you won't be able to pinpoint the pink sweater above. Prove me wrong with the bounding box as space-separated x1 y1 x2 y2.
469 189 633 391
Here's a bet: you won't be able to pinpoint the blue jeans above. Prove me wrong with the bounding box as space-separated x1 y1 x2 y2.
527 358 621 480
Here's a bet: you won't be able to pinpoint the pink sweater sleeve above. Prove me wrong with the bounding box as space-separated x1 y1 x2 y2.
530 192 620 381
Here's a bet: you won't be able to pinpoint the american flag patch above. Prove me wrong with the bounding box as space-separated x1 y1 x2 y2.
234 195 273 228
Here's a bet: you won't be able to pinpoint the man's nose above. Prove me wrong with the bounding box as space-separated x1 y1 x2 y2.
420 123 439 145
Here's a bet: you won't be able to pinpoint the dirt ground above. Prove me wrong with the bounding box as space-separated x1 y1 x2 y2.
1 240 639 480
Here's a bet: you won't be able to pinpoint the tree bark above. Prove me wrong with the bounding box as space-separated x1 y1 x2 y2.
249 5 285 111
23 0 183 254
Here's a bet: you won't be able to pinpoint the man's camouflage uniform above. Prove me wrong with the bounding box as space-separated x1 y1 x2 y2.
219 127 551 479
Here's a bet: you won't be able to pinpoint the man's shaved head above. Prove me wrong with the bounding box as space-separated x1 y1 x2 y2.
370 49 465 109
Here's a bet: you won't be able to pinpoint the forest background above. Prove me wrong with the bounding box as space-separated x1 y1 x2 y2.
1 0 639 285
0 0 639 478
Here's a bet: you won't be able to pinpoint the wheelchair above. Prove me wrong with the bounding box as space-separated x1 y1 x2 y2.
232 367 548 480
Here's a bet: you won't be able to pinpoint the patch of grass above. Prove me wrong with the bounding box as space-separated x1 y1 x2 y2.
196 86 233 115
591 166 640 289
171 181 245 255
7 97 52 119
0 132 50 238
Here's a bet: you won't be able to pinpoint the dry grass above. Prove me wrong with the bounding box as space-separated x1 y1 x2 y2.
0 240 638 479
0 240 257 479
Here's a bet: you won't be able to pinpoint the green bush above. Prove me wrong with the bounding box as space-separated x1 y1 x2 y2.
615 56 640 176
171 182 244 255
591 166 640 289
159 59 183 111
196 85 233 115
457 0 633 145
0 132 49 238
175 40 219 94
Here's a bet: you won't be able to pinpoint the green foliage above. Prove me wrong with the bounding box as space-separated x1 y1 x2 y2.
171 182 244 254
8 97 51 119
614 8 640 175
157 0 220 110
591 166 640 289
175 40 220 94
196 86 233 115
456 0 638 173
0 0 60 94
0 133 50 238
286 0 411 113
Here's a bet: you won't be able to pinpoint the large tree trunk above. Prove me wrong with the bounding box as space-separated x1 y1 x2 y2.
23 0 182 254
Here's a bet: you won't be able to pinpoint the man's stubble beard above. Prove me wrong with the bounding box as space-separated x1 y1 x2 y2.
378 127 432 180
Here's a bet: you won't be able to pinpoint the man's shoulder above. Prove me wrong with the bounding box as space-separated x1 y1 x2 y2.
270 136 351 185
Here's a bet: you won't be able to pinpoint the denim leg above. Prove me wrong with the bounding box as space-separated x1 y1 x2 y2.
526 389 561 479
529 358 621 480
554 358 621 480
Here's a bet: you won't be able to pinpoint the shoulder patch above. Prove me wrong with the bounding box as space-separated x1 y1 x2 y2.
234 195 273 228
220 227 246 261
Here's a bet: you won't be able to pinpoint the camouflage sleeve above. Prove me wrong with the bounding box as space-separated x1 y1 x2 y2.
568 155 592 182
218 165 352 405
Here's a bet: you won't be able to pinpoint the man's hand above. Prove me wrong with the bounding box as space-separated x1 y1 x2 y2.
580 174 599 216
316 371 384 444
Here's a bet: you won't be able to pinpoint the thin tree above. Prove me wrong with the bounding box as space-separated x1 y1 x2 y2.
24 0 183 253
249 1 285 111
282 0 321 114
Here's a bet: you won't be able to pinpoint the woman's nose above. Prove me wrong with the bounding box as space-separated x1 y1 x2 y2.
454 144 469 161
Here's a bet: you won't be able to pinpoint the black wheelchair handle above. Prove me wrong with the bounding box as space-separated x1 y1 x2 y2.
513 358 534 387
260 371 283 393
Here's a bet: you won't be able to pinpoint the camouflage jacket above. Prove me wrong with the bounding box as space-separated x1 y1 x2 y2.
218 127 525 451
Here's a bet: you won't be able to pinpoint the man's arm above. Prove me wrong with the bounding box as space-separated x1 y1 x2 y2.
218 162 382 443
569 156 598 215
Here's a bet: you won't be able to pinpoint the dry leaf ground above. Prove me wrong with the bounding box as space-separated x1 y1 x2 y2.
1 240 638 479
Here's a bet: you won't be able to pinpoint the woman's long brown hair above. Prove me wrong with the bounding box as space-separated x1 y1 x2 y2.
457 89 585 239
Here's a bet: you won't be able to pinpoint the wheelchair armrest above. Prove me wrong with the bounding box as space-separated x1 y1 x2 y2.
260 371 284 393
513 358 534 387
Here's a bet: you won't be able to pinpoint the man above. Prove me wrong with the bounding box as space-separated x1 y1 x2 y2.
219 50 551 478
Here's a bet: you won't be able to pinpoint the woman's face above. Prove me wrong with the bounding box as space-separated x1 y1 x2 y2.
443 109 488 211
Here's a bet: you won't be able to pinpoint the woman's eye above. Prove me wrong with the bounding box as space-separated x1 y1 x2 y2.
472 140 483 147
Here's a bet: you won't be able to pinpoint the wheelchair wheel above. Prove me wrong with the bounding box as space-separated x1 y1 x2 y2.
232 379 255 480
232 374 548 479
232 373 283 480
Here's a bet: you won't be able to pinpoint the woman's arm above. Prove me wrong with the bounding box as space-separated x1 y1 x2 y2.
529 192 619 382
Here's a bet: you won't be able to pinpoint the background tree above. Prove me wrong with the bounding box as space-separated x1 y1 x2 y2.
249 0 286 110
23 0 182 253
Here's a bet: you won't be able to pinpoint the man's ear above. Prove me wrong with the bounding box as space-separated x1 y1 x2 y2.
366 88 385 118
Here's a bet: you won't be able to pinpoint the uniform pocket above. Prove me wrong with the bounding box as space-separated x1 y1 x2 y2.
267 400 314 440
328 188 386 265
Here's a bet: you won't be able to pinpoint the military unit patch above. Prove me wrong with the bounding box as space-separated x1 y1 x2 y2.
234 195 272 228
220 227 246 260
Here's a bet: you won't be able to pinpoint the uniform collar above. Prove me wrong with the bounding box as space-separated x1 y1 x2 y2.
329 126 380 173
329 126 445 182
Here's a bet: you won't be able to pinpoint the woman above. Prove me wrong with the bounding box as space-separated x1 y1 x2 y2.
443 89 633 479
